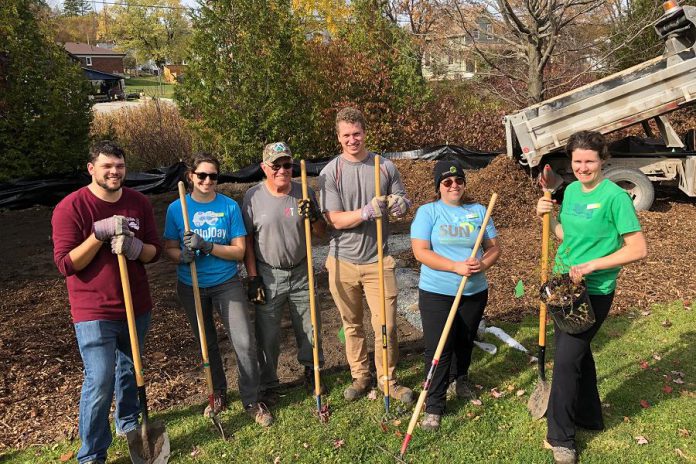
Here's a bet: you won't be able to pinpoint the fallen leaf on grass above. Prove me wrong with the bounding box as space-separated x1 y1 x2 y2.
662 319 673 328
639 360 649 370
190 447 202 457
59 451 74 462
516 389 525 397
303 443 310 449
392 419 401 426
394 430 403 438
274 457 281 464
671 370 686 377
623 416 631 423
367 390 378 401
379 421 388 432
653 354 662 361
640 310 651 316
602 402 611 409
475 384 484 390
471 399 483 406
675 448 688 459
333 438 345 449
678 428 690 437
490 388 504 399
640 399 651 409
466 412 475 419
662 385 673 394
506 385 515 392
673 378 685 385
635 435 649 445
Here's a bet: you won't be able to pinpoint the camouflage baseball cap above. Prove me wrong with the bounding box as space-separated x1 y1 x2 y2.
263 142 292 164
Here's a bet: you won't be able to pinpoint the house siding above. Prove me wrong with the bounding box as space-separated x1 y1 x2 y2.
76 56 124 75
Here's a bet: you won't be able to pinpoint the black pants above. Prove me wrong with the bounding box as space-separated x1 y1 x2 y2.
547 292 614 448
419 288 488 415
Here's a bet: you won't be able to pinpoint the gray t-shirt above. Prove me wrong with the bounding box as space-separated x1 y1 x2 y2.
319 152 406 264
242 181 318 268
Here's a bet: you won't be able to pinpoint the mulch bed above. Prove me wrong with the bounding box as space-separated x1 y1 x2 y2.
1 155 694 450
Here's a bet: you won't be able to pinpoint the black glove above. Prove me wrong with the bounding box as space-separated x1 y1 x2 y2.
247 276 267 305
298 198 321 223
184 231 214 255
180 247 195 264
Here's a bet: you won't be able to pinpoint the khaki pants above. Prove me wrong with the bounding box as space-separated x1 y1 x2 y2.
326 255 399 389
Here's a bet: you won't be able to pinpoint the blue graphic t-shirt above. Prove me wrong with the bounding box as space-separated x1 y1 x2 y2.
164 193 246 287
411 201 497 296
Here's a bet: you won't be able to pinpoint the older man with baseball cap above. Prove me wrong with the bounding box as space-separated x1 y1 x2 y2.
242 142 327 405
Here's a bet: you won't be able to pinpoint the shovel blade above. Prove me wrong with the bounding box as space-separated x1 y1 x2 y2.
527 380 551 420
126 422 170 464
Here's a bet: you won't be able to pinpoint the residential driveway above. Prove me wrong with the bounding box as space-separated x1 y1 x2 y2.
92 98 176 114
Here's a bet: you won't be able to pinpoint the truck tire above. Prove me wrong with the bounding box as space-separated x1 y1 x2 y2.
603 167 654 211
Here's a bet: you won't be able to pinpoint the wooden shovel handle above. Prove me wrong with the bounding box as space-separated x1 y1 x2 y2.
117 254 145 387
539 190 552 347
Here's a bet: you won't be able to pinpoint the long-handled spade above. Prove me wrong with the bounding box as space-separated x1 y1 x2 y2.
177 181 226 439
400 193 498 459
374 155 390 415
527 165 562 420
117 254 170 464
300 160 330 423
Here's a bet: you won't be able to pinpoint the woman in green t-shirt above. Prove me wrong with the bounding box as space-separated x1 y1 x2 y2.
536 131 647 464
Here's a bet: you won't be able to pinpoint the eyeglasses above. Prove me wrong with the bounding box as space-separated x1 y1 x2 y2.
441 177 465 188
193 172 219 181
266 161 294 172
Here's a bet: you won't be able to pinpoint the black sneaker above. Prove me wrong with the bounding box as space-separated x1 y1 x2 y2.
304 366 328 395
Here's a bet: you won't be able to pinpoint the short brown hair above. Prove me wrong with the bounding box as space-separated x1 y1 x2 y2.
335 107 366 132
566 131 610 160
89 140 125 163
189 152 220 173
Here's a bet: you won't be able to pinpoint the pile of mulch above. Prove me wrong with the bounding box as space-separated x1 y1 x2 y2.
1 155 695 451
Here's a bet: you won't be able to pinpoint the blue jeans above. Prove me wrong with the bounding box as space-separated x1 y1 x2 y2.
74 312 151 464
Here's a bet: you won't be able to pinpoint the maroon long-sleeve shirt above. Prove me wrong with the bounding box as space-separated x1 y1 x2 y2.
52 186 162 323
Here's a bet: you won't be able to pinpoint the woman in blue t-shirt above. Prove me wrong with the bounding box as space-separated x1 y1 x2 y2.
410 160 501 431
163 153 272 427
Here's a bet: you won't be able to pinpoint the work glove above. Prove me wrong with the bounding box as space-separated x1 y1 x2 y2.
298 198 321 223
93 215 130 241
111 234 144 261
180 246 195 264
386 194 411 217
360 195 388 221
184 231 214 255
247 276 267 305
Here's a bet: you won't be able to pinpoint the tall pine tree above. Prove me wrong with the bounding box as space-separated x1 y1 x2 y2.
63 0 92 17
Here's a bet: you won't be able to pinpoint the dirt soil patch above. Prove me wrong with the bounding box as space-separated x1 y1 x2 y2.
1 155 694 450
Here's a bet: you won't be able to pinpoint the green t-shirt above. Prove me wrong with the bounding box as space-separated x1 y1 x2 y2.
554 179 642 295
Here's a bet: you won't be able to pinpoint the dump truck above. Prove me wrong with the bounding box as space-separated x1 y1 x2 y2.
504 0 696 210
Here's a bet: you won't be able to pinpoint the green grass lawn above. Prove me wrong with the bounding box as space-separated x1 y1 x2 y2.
125 76 176 99
3 302 694 463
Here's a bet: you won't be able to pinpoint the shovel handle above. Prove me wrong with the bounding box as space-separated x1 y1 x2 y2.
539 190 551 347
117 254 145 387
374 155 390 407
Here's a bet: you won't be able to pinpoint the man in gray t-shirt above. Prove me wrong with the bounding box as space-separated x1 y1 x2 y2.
242 142 326 405
319 107 413 404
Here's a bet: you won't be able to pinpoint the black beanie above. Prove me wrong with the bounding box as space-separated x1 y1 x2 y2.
433 159 465 191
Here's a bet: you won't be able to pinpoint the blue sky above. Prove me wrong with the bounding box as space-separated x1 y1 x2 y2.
51 0 198 11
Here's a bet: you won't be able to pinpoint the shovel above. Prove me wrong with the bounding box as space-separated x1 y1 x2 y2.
527 164 560 419
177 181 227 439
117 254 170 464
374 155 391 415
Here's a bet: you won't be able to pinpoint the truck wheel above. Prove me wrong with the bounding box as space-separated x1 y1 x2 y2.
603 167 654 211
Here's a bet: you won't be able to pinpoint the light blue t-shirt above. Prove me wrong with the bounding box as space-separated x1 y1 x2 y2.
410 201 497 296
164 193 246 287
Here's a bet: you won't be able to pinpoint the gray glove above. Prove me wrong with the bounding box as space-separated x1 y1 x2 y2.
360 196 388 221
93 215 130 241
111 234 143 260
184 231 214 255
387 194 411 217
180 247 195 264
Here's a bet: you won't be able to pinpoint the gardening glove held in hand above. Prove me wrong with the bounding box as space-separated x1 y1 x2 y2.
247 276 266 305
180 246 195 264
111 234 143 261
93 215 130 241
386 194 411 217
298 198 321 223
360 196 387 221
184 231 214 255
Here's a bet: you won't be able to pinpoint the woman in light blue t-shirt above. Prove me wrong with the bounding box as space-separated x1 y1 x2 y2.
163 153 272 427
410 159 501 431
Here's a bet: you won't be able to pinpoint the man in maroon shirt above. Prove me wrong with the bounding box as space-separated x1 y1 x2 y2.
52 140 162 464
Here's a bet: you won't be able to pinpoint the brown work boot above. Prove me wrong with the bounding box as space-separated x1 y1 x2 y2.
382 382 414 405
343 377 372 401
245 402 274 427
204 390 227 416
420 413 441 431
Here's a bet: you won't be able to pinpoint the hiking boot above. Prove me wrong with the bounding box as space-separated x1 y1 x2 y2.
420 413 441 431
245 402 274 427
343 377 372 401
455 376 476 400
383 382 414 405
204 390 227 416
544 440 577 464
304 366 328 395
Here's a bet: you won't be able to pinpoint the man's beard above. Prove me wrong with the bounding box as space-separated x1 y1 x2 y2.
96 176 123 192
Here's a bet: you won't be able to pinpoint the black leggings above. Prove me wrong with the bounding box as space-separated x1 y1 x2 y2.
419 288 488 415
547 292 614 448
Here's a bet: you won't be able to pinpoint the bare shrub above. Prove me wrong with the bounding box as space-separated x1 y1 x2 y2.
91 100 193 171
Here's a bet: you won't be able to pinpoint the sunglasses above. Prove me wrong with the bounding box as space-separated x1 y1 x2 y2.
193 172 219 181
266 161 294 172
441 177 465 188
